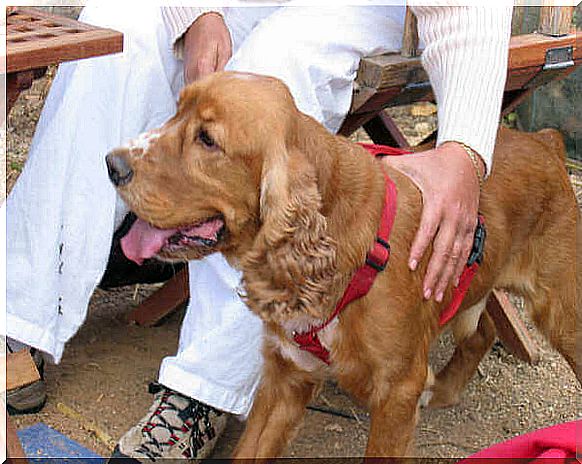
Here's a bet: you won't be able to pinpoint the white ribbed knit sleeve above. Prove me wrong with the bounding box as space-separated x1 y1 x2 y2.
161 7 224 59
411 4 513 174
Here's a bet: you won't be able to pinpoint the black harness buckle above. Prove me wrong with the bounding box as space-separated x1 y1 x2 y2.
467 216 486 266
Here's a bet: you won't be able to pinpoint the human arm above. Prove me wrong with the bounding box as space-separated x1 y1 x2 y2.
161 7 232 84
383 4 512 302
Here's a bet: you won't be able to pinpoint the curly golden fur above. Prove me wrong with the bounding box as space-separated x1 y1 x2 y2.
110 72 580 459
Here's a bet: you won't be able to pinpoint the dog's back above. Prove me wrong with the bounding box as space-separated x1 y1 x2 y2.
479 127 578 374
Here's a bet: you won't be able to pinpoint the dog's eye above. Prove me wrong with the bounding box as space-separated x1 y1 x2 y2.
197 129 217 150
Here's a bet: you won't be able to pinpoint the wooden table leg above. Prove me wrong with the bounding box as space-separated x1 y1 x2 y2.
486 289 540 364
6 413 28 464
127 267 190 327
7 68 47 114
363 112 411 149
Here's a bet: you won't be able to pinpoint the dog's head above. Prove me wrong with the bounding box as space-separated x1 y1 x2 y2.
108 72 340 321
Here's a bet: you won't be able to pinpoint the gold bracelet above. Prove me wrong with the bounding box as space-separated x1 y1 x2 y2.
457 142 485 190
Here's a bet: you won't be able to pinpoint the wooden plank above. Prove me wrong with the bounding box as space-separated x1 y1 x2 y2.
350 83 379 113
8 30 123 73
6 350 41 391
9 7 94 32
350 86 402 115
6 68 47 112
356 53 426 92
364 113 410 149
339 111 378 138
508 31 580 70
6 415 28 463
8 26 85 42
127 268 190 327
356 31 581 94
505 67 542 91
486 289 540 364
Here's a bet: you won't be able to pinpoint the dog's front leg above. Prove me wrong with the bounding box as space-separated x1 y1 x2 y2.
366 369 427 458
233 351 319 461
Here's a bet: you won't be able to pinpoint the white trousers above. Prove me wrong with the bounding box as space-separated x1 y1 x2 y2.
5 3 404 416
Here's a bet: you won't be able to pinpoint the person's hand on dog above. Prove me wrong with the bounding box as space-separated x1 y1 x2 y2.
183 12 232 84
382 142 484 303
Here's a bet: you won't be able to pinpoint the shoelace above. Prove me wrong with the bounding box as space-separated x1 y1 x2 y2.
135 383 222 461
182 400 222 459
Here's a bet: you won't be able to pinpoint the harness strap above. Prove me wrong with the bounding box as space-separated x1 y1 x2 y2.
293 143 486 364
439 215 486 326
293 148 398 364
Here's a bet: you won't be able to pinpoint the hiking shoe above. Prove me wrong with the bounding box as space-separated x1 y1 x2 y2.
109 382 227 462
6 347 47 415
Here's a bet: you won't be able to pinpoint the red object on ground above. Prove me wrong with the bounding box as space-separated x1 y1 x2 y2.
460 420 579 463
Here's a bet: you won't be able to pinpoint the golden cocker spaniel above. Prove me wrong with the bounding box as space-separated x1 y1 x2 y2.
107 72 579 459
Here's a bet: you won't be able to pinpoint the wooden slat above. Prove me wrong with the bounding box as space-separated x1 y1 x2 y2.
127 268 190 327
350 86 403 115
356 31 581 94
8 26 84 42
6 414 28 463
8 31 123 73
9 7 95 32
363 113 410 148
356 53 425 93
505 67 543 91
486 290 540 364
509 31 579 70
6 7 123 73
6 350 41 391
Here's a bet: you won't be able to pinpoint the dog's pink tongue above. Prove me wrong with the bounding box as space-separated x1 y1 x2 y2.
121 219 178 265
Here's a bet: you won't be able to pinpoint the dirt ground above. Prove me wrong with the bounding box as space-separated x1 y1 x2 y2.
6 71 581 460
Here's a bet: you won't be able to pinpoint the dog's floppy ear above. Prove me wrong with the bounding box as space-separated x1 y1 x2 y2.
241 140 340 322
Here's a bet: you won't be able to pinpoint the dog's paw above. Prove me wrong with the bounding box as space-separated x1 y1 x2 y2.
425 387 461 409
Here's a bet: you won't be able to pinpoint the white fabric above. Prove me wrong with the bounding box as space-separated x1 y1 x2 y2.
5 3 405 416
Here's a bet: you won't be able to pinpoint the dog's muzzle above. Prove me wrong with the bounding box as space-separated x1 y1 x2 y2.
106 150 133 187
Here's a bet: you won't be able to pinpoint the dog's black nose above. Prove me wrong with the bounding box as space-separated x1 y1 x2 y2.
106 151 133 187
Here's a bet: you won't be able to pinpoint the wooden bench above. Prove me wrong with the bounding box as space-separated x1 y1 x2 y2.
127 6 580 365
341 7 580 147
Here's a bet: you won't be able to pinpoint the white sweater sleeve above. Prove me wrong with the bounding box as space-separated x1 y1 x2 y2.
411 4 513 174
161 7 225 59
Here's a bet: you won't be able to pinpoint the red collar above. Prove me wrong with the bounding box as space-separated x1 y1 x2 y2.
292 143 484 364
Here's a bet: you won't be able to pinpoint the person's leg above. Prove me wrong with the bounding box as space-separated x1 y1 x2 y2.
5 3 182 363
110 7 278 462
158 255 263 415
226 5 405 132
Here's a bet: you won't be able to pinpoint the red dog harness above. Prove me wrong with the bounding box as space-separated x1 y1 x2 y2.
292 143 485 364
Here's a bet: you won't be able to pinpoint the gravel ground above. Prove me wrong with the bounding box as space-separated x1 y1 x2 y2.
7 71 580 460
